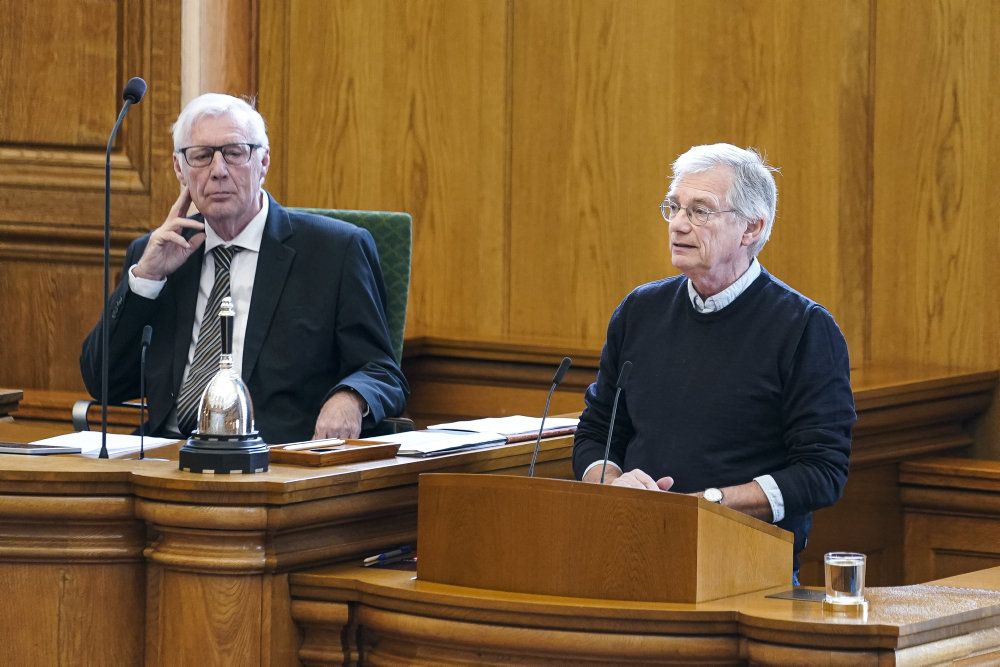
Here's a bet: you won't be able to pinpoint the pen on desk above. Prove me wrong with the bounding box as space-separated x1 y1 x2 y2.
363 545 413 565
362 553 416 567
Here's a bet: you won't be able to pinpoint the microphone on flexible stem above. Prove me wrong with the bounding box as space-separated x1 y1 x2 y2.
139 325 153 460
528 357 572 478
99 77 147 460
599 360 633 484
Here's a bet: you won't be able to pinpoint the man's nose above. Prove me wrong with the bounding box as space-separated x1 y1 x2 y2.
668 208 693 232
209 151 230 177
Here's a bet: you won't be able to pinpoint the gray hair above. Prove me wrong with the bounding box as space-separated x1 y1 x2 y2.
172 93 269 151
670 143 779 257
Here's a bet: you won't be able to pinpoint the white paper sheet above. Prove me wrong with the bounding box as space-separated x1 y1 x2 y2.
31 431 178 457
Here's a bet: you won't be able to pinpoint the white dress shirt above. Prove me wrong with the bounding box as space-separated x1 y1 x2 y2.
128 193 269 383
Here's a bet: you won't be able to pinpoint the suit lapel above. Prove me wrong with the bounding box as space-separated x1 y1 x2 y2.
243 197 295 382
171 246 205 392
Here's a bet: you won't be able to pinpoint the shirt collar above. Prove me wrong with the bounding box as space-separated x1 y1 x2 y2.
203 191 269 254
687 257 761 313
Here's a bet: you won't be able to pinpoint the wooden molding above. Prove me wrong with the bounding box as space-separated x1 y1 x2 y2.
0 147 147 192
0 495 144 562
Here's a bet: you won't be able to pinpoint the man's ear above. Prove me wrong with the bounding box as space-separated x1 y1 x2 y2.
259 148 270 185
742 218 764 247
173 153 186 186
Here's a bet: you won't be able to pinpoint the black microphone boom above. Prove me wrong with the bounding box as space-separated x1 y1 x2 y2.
527 356 572 478
599 360 633 484
139 325 153 460
99 76 147 459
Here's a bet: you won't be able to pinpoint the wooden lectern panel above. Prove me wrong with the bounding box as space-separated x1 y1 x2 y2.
417 474 791 603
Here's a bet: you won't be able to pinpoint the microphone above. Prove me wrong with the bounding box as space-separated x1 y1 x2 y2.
122 77 147 104
99 77 147 459
139 325 153 460
528 357 572 478
599 360 633 483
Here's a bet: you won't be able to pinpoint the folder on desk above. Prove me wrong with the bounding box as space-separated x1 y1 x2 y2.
427 415 578 443
361 429 506 457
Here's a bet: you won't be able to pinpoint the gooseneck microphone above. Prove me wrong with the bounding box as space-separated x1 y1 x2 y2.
139 325 153 460
599 360 633 484
99 77 147 460
528 357 572 478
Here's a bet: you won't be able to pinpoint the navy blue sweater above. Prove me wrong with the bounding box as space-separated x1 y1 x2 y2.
573 268 856 559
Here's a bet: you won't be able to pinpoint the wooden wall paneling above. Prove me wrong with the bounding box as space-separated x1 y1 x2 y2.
509 0 675 350
0 0 118 146
870 0 1000 369
0 0 184 393
257 0 510 341
181 0 258 101
900 457 1000 583
508 0 872 356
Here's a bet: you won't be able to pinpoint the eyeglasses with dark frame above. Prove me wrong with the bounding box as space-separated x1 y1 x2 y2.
176 143 263 168
659 198 738 226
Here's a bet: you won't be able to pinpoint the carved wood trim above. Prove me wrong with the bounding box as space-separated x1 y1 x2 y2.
0 495 144 562
0 148 146 191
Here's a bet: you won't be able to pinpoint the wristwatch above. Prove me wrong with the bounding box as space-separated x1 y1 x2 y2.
703 487 724 504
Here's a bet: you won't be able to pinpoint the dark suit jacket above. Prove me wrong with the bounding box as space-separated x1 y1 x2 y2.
81 195 408 444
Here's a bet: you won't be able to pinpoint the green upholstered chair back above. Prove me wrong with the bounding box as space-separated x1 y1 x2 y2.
292 208 411 364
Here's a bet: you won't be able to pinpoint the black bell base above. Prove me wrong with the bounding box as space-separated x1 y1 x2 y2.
179 434 269 474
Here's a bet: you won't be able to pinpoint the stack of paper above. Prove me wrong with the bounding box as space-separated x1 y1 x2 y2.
361 429 506 457
427 415 578 443
31 431 178 458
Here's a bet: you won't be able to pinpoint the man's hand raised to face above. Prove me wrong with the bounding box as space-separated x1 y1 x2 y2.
134 187 207 281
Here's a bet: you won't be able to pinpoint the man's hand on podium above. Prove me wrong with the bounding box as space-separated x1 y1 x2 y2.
609 468 675 491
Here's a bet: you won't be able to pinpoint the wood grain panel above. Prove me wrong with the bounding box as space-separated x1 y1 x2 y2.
0 261 104 390
0 0 183 395
258 0 510 340
0 0 118 147
0 564 145 665
181 0 258 101
509 0 872 355
870 0 1000 370
151 569 263 665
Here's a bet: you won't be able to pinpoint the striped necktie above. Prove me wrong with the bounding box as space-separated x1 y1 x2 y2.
176 245 240 434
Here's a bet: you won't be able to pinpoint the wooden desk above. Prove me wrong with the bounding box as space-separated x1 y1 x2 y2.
0 366 996 664
0 436 573 666
289 564 1000 665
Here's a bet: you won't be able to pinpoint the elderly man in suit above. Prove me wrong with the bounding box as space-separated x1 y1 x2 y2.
81 93 407 444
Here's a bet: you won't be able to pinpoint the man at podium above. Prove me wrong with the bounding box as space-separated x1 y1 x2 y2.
572 143 856 575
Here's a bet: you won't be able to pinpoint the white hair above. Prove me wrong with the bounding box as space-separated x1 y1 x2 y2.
172 93 269 151
670 143 779 257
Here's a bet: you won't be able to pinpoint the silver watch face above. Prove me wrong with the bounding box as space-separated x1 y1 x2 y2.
704 488 724 504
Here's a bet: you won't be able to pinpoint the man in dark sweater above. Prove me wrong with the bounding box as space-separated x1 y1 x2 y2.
572 144 856 571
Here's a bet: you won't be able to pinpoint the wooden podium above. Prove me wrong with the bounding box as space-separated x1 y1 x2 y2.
416 473 793 603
